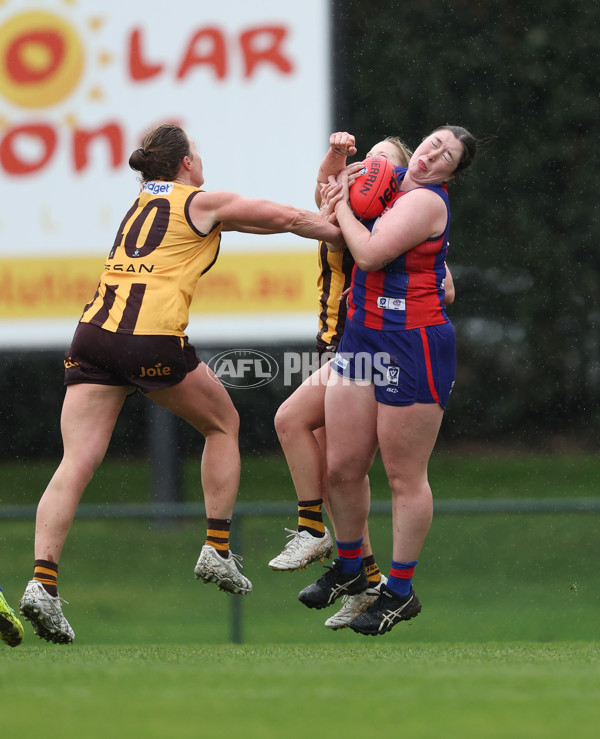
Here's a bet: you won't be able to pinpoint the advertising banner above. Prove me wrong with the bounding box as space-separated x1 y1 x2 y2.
0 0 330 347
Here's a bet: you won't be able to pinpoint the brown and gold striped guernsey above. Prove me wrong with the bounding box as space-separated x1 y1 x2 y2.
316 240 355 348
80 181 221 336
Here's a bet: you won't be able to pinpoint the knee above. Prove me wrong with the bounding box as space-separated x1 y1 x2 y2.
274 402 297 439
388 470 429 500
55 453 102 489
224 406 240 436
203 405 240 439
326 453 364 488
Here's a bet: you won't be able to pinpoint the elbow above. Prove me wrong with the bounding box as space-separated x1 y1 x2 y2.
351 243 395 272
444 289 455 305
354 255 381 272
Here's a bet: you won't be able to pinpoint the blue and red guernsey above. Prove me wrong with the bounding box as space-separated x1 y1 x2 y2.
347 167 450 331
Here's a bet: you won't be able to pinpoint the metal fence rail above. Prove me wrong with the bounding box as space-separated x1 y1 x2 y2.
2 497 600 521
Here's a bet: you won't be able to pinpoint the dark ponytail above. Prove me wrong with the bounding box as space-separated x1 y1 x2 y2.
129 123 190 182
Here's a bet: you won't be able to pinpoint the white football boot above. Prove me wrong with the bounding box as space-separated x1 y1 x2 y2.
324 575 388 630
194 545 252 594
268 527 333 571
20 580 74 644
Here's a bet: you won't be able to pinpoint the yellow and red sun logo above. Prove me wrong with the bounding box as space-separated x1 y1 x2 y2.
0 10 84 108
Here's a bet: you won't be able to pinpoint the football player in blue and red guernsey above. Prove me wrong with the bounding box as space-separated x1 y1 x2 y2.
299 126 478 636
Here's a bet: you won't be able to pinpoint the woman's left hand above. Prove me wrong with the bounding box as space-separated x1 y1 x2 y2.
345 160 368 187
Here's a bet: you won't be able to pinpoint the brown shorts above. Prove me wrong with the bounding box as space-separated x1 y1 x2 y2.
64 322 200 394
316 338 338 366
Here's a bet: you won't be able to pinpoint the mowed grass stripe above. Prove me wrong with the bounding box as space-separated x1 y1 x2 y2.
1 644 599 738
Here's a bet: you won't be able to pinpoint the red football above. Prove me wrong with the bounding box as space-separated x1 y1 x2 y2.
348 156 399 220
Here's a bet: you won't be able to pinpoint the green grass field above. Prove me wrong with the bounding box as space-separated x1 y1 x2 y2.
1 452 599 736
2 643 599 738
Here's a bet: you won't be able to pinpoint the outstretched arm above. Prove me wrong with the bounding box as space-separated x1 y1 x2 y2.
188 190 344 249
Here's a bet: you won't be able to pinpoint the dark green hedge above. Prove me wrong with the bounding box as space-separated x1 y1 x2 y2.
332 0 600 448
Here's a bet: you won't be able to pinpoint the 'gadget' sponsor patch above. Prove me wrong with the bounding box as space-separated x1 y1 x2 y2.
141 181 174 196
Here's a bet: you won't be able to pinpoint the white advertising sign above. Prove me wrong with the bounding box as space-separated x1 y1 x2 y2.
0 0 331 347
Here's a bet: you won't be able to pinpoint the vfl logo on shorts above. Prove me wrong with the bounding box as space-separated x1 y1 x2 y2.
387 366 399 386
377 296 406 311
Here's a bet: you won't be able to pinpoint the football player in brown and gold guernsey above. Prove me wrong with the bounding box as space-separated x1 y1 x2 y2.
18 122 344 645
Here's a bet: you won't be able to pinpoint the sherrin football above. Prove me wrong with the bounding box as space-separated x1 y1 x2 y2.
348 156 399 220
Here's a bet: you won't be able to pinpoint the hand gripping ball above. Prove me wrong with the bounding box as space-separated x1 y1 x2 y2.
348 156 399 220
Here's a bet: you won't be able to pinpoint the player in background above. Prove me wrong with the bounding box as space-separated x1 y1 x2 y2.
270 132 454 630
0 586 24 647
298 125 476 635
19 122 344 645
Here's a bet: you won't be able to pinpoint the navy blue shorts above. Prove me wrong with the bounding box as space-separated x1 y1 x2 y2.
64 322 200 394
330 319 456 408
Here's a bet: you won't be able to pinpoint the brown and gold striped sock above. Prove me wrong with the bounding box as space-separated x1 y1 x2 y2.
297 499 325 538
362 554 382 587
33 559 58 597
205 518 231 559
